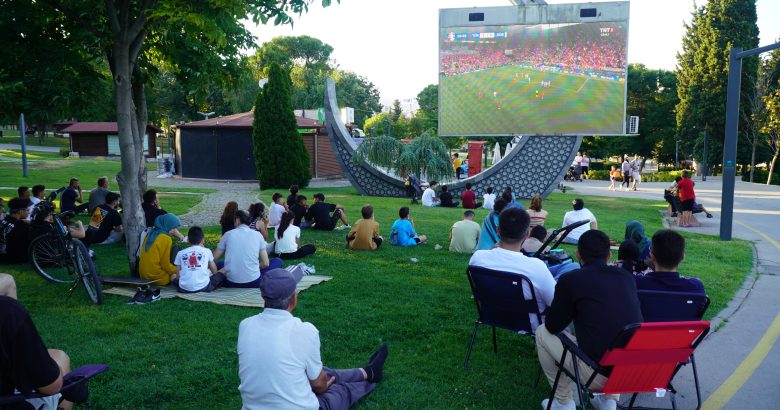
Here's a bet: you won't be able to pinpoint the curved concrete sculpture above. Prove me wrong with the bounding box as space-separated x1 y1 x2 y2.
323 79 582 199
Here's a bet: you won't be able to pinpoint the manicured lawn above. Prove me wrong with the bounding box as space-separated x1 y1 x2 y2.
0 134 72 148
1 181 752 408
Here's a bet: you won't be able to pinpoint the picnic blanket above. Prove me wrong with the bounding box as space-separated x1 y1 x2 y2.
103 274 332 307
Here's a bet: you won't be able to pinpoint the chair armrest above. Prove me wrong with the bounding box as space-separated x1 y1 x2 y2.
556 332 601 371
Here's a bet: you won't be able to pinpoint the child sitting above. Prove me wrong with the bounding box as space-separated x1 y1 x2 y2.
268 192 286 227
390 206 427 246
482 187 496 210
522 225 550 255
347 205 383 250
174 226 225 293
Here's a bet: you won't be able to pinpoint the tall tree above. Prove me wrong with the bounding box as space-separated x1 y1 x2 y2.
390 99 403 123
675 0 759 173
33 0 326 271
415 84 439 133
253 63 311 188
333 70 381 127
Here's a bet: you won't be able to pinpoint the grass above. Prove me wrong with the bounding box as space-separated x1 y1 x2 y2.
439 65 625 135
0 134 72 148
1 179 752 409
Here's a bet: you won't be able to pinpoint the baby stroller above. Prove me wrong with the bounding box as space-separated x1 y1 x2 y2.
565 165 583 182
405 175 423 204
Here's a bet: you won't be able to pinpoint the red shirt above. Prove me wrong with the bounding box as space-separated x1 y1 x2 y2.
461 190 477 209
677 178 695 202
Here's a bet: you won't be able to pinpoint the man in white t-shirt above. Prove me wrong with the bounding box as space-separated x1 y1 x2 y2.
174 226 225 293
421 181 440 207
482 187 496 210
214 210 282 288
468 207 556 330
631 155 642 191
238 268 389 410
561 198 598 244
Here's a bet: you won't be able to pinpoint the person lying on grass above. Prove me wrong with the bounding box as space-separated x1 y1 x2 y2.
174 226 225 293
390 206 427 246
139 214 182 286
238 267 388 410
347 205 383 251
214 210 282 288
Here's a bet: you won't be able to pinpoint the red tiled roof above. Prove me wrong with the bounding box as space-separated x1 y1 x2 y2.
62 122 162 134
177 111 324 129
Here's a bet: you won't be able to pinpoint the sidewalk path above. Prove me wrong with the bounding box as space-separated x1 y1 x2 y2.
0 143 62 153
567 177 780 409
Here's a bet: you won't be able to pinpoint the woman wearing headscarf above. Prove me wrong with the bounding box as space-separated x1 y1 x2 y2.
624 220 651 260
139 214 181 285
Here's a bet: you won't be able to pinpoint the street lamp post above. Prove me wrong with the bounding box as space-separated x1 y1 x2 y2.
675 140 679 170
702 127 708 182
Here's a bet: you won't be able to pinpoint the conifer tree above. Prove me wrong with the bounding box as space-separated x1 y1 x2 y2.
253 62 311 188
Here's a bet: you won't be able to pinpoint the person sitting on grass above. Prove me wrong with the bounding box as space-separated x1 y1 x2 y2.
305 193 349 231
0 198 32 264
475 198 508 251
527 195 548 228
30 201 87 240
31 184 46 208
438 185 460 208
390 206 427 246
139 214 182 286
636 230 705 294
501 187 524 209
0 273 17 299
290 195 311 228
347 205 383 250
287 185 299 208
0 292 86 410
482 187 496 210
238 268 388 410
273 212 316 260
88 176 110 214
449 210 480 254
60 178 87 214
86 192 123 245
624 220 651 260
269 192 287 228
536 230 643 410
421 181 440 207
174 226 225 293
248 202 270 241
522 225 550 255
461 182 482 209
142 189 186 241
18 186 33 221
469 207 555 330
214 210 282 288
560 198 597 245
220 201 239 235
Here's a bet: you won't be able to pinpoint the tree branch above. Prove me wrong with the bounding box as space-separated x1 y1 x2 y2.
104 0 121 36
128 28 147 67
128 0 157 42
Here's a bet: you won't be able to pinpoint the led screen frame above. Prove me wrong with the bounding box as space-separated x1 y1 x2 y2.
439 2 630 137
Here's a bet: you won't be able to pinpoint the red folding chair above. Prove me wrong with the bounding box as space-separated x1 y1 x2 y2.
547 321 710 410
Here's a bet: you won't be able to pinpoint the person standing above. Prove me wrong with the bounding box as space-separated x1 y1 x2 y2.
676 170 696 228
620 158 631 191
88 177 111 214
580 153 590 180
631 155 642 191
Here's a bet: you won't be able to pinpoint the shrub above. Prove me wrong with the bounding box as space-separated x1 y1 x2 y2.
588 161 620 171
585 170 682 182
587 170 611 180
59 148 70 157
742 169 780 185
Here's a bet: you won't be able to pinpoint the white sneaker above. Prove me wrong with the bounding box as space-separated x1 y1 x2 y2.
590 395 617 410
335 224 350 231
540 398 576 410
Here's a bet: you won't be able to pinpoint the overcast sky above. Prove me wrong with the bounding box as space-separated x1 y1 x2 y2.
246 0 780 106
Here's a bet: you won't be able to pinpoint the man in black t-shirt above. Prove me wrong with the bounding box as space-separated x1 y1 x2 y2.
142 189 166 228
536 230 643 410
0 198 33 264
438 185 460 208
0 295 73 409
290 195 311 228
87 192 124 245
304 193 349 231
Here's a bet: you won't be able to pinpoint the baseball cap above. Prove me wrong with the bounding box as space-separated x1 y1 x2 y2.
259 268 303 303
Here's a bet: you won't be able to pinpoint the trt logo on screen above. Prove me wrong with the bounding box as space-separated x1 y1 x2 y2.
600 27 614 37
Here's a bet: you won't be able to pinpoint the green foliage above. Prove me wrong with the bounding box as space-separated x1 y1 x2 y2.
415 84 438 134
353 135 402 167
741 168 780 185
333 71 382 126
253 63 311 189
396 131 452 181
587 161 621 171
59 148 70 157
363 112 391 137
587 170 682 182
675 0 759 168
390 99 403 123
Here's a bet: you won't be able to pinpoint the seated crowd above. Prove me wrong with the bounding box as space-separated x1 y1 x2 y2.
1 178 708 410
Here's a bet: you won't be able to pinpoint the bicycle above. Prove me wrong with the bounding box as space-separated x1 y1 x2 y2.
27 189 104 305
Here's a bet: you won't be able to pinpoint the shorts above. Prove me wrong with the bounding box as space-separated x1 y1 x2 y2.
413 237 421 244
681 199 695 212
581 166 589 174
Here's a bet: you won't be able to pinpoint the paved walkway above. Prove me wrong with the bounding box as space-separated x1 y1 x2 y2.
0 143 62 153
567 177 780 409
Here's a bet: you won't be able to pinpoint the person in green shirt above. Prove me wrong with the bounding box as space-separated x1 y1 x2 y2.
449 210 481 254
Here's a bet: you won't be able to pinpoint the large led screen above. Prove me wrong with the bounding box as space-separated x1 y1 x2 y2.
439 22 628 136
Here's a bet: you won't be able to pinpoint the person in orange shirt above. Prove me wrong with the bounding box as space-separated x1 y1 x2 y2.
609 166 622 191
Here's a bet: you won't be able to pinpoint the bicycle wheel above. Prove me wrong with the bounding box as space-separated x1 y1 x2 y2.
73 240 103 305
28 234 75 284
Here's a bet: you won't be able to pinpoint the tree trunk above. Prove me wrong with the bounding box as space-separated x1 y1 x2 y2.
768 151 778 185
132 67 149 194
111 44 146 276
750 139 756 183
38 123 46 145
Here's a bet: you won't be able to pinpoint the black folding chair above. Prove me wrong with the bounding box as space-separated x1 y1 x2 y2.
0 364 109 408
637 290 710 409
464 266 544 370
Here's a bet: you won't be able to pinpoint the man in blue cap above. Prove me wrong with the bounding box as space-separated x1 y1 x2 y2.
237 268 388 410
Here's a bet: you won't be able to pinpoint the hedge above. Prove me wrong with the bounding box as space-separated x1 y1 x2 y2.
585 170 682 183
741 169 780 185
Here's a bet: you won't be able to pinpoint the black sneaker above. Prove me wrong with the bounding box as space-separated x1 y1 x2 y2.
125 285 149 305
134 288 161 304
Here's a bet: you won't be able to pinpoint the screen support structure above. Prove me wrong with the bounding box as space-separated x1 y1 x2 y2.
721 41 780 240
